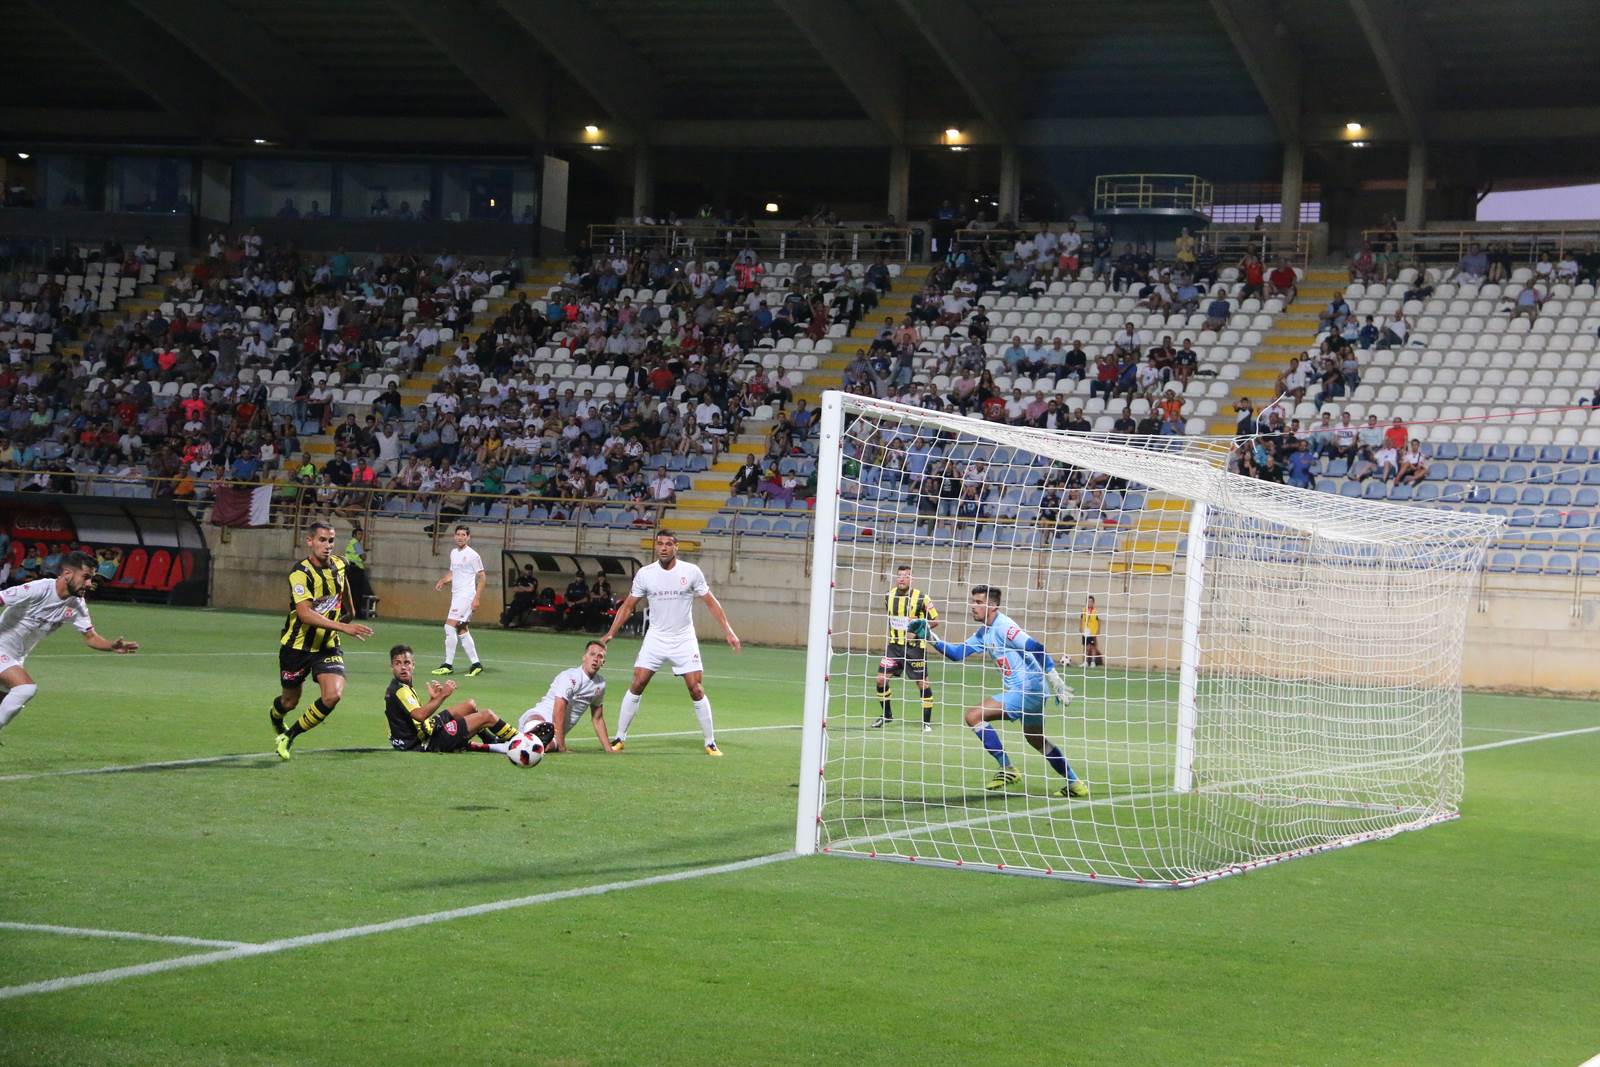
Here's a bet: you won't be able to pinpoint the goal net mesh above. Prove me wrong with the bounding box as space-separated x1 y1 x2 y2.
808 394 1500 886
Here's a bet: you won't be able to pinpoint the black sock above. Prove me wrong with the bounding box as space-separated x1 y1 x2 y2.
286 697 335 740
269 697 289 727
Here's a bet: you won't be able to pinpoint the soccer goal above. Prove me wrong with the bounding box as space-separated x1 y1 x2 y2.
795 391 1502 886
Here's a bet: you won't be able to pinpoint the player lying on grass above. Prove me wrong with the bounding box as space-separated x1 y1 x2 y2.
910 585 1088 797
0 549 139 738
383 644 519 753
515 640 613 755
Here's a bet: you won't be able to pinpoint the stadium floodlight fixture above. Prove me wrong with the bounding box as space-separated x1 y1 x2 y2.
252 138 269 145
949 146 967 152
945 127 961 140
1346 121 1363 133
590 144 609 151
764 201 780 214
1351 140 1368 148
584 125 600 135
16 152 28 160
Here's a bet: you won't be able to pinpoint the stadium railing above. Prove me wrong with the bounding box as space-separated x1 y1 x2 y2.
587 223 916 263
1092 173 1214 215
1363 225 1600 265
951 225 1310 266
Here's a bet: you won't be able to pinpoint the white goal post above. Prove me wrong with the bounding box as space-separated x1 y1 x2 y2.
796 390 1501 887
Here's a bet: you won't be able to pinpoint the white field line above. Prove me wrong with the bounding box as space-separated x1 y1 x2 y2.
0 724 802 784
0 851 797 1002
0 921 251 949
831 724 1600 852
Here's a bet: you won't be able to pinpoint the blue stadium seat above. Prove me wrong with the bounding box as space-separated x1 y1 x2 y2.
1434 442 1460 461
1414 483 1440 502
1503 463 1528 483
1584 468 1600 486
1511 445 1538 463
1340 481 1362 498
1389 484 1414 501
1536 510 1563 528
673 475 691 491
1487 444 1512 462
1449 462 1477 481
1576 488 1600 508
1518 486 1546 506
1555 531 1582 552
1508 509 1534 527
1580 555 1600 576
1095 532 1120 552
1548 487 1573 507
1492 486 1519 505
1515 552 1546 574
1460 443 1485 461
1325 457 1350 477
1556 467 1581 485
1103 490 1124 510
1526 531 1554 549
1586 530 1600 551
1565 511 1590 529
770 517 795 537
1477 463 1502 483
1487 551 1517 573
1539 445 1565 464
704 514 729 533
1122 490 1147 511
747 516 772 534
1545 555 1574 576
1566 446 1593 464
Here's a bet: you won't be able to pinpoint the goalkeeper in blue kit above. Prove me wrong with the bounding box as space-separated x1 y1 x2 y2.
910 585 1088 797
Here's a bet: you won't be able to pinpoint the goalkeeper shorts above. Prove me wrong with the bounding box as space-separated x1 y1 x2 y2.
996 690 1046 724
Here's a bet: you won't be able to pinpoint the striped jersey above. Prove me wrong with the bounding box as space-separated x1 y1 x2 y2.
281 555 348 652
885 587 938 651
1080 608 1101 638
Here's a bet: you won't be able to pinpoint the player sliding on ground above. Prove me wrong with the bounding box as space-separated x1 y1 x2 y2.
272 521 374 761
515 640 614 754
600 529 741 756
910 585 1088 797
383 644 519 752
432 525 486 676
873 564 939 731
0 549 139 738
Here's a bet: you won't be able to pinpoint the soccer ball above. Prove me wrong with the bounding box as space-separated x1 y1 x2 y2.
505 732 544 768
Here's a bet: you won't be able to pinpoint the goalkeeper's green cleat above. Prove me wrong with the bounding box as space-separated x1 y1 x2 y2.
1057 779 1090 799
274 733 293 762
985 767 1021 791
431 664 454 676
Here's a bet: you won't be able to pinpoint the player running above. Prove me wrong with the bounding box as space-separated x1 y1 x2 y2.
515 640 613 754
873 564 939 731
271 521 374 761
383 644 518 753
0 549 140 738
911 585 1087 797
600 529 740 756
432 525 486 676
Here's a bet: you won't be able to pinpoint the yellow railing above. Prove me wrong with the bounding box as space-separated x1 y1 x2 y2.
587 223 916 264
1361 225 1600 264
1093 174 1215 214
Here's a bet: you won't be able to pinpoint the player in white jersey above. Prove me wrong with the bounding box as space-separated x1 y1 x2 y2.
515 640 614 753
431 525 486 676
600 529 741 756
0 550 141 737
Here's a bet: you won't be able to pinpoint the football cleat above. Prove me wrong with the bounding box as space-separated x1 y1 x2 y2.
985 767 1020 791
608 738 625 752
274 734 293 761
467 663 484 676
922 722 933 733
431 664 454 675
1057 780 1090 799
870 715 892 728
704 742 723 757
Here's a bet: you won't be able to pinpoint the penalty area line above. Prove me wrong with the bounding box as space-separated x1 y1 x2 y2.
0 851 797 1002
0 921 252 949
0 725 800 784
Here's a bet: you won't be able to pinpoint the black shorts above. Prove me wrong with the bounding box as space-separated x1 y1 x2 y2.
1081 634 1100 647
880 648 928 681
279 646 346 688
422 711 472 753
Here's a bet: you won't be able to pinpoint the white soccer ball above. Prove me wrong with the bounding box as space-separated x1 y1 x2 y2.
505 732 544 768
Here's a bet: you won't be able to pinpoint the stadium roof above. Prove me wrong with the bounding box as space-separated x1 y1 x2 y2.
2 0 1598 154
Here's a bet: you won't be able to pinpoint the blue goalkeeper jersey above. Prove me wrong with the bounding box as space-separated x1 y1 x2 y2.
937 610 1050 694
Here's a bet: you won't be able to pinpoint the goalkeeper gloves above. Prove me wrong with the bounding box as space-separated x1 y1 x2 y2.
1045 667 1074 707
907 618 932 641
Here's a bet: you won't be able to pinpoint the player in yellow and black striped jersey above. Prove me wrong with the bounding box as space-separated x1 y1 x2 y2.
269 521 374 761
874 565 939 730
383 645 517 753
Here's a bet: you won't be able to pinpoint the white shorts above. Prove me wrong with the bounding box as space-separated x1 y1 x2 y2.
0 643 27 675
447 592 475 623
519 700 582 735
634 629 703 677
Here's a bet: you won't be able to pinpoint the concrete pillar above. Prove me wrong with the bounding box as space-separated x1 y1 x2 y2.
1278 141 1303 237
886 145 909 224
998 144 1020 225
1405 140 1427 229
631 142 653 220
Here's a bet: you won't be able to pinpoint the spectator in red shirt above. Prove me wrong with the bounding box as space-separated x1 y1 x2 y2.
1383 417 1408 452
647 365 675 397
1239 255 1266 299
1267 261 1298 303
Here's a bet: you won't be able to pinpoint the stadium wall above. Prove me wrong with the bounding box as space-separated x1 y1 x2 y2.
205 525 1600 695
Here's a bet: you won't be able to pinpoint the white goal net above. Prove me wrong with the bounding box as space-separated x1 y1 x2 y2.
795 392 1501 886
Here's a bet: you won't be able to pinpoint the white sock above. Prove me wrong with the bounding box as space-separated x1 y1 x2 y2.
617 689 642 740
486 741 510 754
0 684 39 731
692 696 715 745
443 625 458 665
458 631 479 665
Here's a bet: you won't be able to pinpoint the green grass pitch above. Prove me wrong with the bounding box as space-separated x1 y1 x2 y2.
1 604 1597 1066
